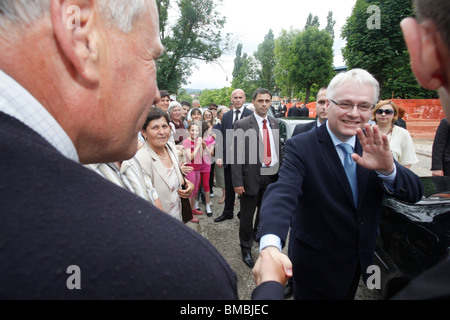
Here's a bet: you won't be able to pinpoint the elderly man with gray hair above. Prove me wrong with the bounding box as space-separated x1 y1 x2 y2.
0 0 286 300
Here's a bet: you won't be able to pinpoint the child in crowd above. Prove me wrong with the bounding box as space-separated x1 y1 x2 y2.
183 122 204 217
197 121 216 216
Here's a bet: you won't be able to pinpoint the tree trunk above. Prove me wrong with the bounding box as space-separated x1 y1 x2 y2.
305 85 311 105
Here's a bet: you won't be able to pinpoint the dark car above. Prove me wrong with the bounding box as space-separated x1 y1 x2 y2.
374 176 450 299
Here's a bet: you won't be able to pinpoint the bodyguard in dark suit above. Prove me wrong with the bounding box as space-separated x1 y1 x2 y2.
431 119 450 176
298 104 310 117
287 103 301 117
256 69 423 300
292 87 329 137
231 89 283 268
214 89 253 223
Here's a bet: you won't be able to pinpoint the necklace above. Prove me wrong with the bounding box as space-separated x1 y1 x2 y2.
155 150 169 160
384 125 394 143
157 154 169 160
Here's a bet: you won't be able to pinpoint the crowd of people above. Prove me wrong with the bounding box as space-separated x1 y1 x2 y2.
1 0 449 301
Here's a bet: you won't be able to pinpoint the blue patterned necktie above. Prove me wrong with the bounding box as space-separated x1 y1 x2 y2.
337 143 358 206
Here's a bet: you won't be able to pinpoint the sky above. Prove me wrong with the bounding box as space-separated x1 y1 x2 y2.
184 0 357 90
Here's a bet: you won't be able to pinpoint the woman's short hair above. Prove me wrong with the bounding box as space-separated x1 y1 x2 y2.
142 107 170 131
168 101 182 115
371 100 399 123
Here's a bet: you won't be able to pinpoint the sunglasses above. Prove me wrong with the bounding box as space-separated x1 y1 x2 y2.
375 109 394 115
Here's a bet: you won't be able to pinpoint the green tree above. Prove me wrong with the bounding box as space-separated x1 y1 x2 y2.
305 13 320 29
325 11 336 43
274 27 333 103
292 27 334 104
231 53 259 100
199 87 233 106
177 89 194 104
341 0 438 99
156 0 231 93
254 29 276 91
232 43 245 79
274 28 298 99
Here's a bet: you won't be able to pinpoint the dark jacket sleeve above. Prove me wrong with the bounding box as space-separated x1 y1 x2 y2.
431 119 450 170
252 281 285 300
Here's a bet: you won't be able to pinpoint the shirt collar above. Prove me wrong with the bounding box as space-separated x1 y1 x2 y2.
326 121 356 149
254 112 267 123
0 70 79 162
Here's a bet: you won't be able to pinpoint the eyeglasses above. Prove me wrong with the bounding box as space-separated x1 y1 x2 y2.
330 99 373 112
375 108 395 115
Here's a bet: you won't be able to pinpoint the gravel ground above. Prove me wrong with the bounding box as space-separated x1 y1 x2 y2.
190 140 433 300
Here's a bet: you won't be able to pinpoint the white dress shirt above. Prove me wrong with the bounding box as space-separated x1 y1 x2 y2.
253 113 279 168
0 70 78 162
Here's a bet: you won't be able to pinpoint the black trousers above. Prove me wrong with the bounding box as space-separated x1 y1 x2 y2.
294 266 361 300
239 174 277 252
222 165 235 218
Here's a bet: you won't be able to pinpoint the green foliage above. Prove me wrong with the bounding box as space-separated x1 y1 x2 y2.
292 27 334 103
199 87 234 106
341 0 438 99
274 26 334 103
156 0 231 93
305 13 320 29
231 45 259 100
325 11 336 42
254 29 276 92
177 89 194 104
274 29 298 98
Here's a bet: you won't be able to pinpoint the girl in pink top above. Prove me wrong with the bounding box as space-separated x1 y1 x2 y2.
183 122 204 216
198 121 216 216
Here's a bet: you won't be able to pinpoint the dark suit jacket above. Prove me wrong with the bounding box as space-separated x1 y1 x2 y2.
298 107 309 117
287 107 300 117
0 111 240 299
257 123 423 299
231 114 283 196
292 120 317 137
432 119 450 173
220 107 253 168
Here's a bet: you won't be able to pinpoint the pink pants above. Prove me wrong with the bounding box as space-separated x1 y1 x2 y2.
186 170 201 199
200 171 211 192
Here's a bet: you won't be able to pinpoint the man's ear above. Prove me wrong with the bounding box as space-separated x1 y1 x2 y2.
51 0 99 84
401 17 445 90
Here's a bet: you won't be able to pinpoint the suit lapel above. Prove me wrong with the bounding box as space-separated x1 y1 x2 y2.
147 144 172 190
247 115 263 166
268 116 282 163
317 125 356 207
355 139 369 210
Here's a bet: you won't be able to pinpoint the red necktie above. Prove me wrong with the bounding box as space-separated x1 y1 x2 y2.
263 119 272 167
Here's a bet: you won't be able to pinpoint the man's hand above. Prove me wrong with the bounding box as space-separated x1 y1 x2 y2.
432 170 444 177
353 124 395 175
252 246 292 287
234 186 245 196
